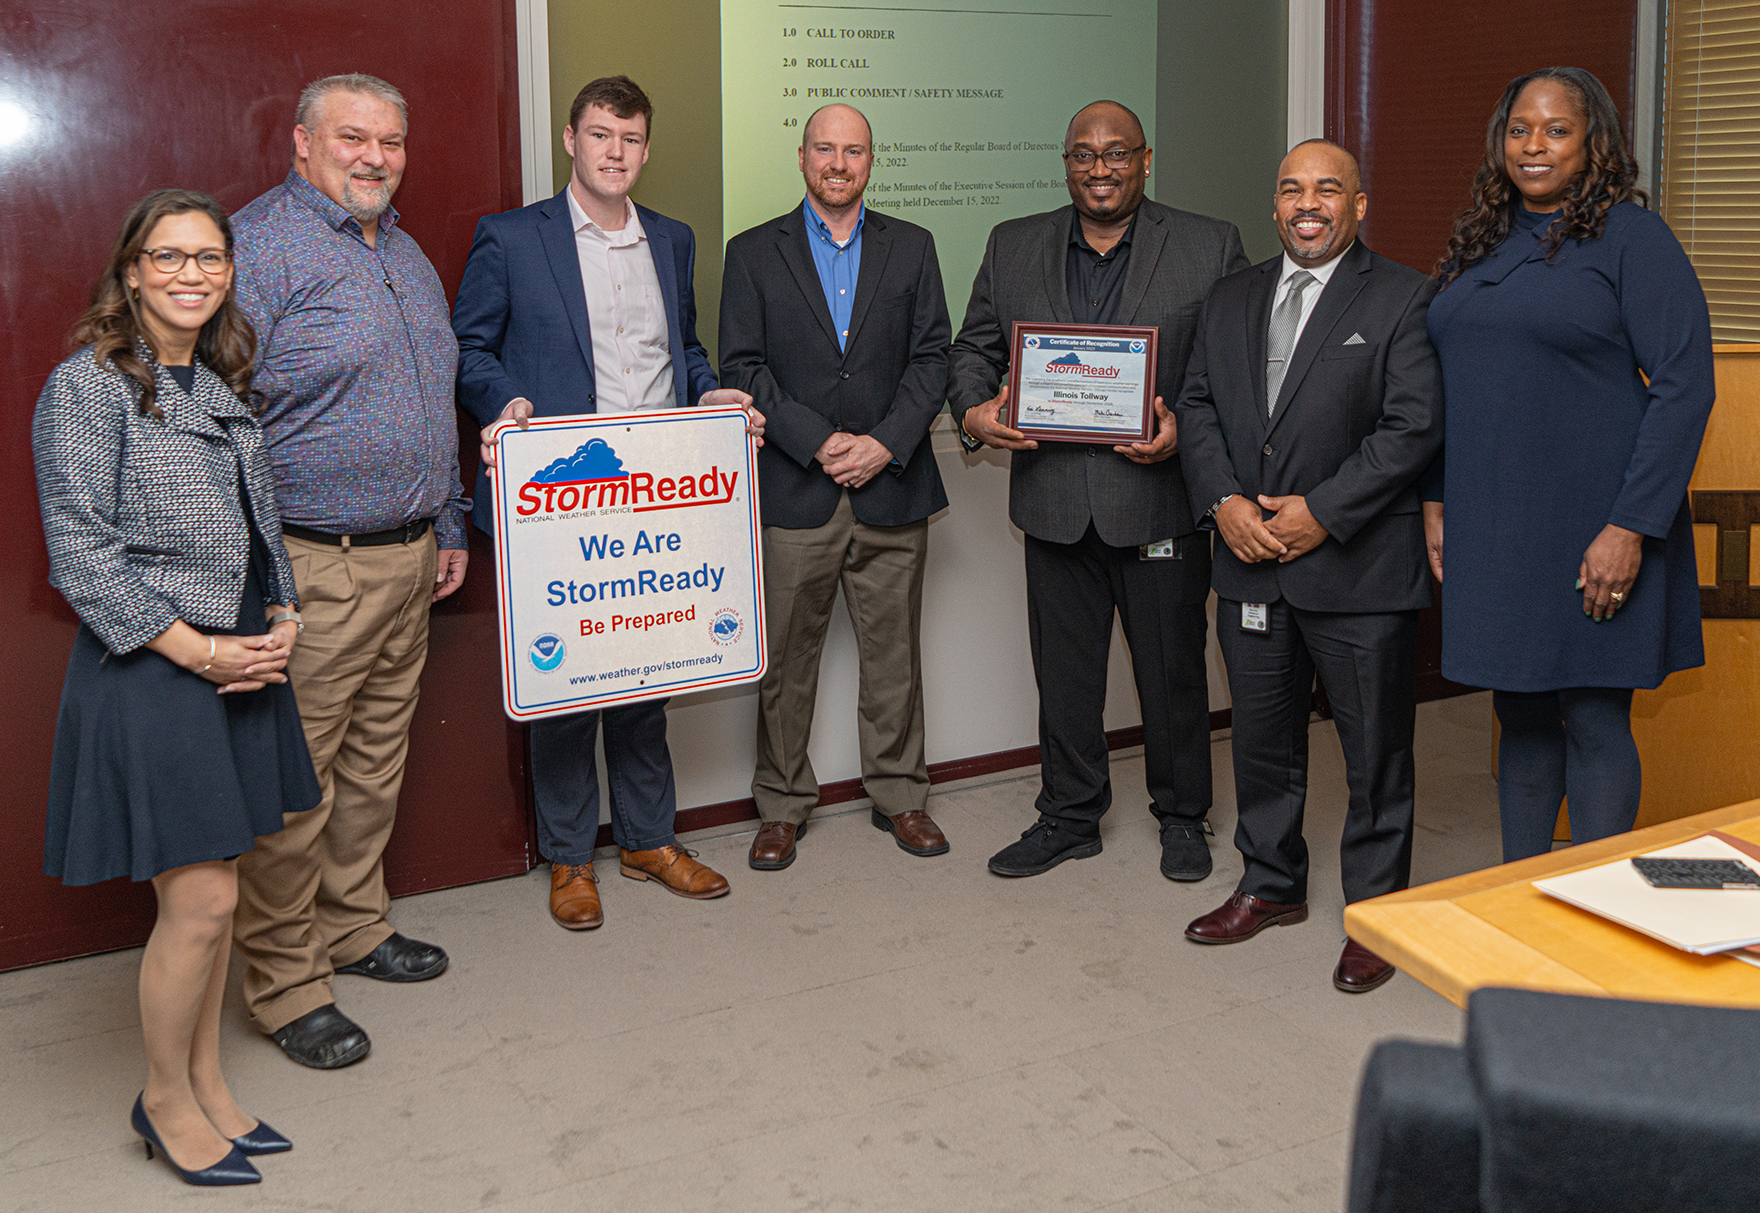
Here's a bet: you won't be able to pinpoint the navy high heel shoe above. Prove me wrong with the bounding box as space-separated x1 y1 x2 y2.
131 1094 261 1186
232 1119 292 1155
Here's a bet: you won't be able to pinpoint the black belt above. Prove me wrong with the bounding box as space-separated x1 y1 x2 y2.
282 518 432 547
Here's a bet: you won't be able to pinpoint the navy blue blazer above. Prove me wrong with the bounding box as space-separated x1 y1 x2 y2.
452 190 721 532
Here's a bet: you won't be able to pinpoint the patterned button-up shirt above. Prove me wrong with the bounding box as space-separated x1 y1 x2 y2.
231 170 468 549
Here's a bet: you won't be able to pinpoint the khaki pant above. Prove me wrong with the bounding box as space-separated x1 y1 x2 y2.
234 533 436 1034
753 492 930 825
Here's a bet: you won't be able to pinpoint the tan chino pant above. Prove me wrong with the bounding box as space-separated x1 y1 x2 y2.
753 492 930 825
234 533 436 1034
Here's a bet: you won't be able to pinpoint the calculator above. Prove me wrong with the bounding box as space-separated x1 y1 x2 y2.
1631 856 1760 890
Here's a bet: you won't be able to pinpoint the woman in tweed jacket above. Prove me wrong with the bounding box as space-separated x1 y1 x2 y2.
33 190 320 1186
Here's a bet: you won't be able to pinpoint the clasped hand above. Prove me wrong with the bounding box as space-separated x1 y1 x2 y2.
816 432 892 488
1216 494 1329 564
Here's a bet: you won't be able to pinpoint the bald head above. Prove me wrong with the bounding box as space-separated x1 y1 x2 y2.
802 103 871 150
1066 100 1145 150
1273 138 1366 267
1279 138 1362 195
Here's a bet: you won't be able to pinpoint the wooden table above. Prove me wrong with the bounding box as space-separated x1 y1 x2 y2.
1344 799 1760 1009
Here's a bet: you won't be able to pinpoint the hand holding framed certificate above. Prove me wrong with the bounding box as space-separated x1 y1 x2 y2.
1007 322 1159 444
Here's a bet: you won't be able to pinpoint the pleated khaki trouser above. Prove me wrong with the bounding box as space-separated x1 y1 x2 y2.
234 533 436 1035
752 491 930 825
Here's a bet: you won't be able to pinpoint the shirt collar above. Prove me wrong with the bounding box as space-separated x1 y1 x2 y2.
1278 241 1354 290
1069 210 1136 256
567 187 643 239
283 168 400 240
804 197 864 248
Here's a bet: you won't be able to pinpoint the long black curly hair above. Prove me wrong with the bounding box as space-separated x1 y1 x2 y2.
1436 66 1646 286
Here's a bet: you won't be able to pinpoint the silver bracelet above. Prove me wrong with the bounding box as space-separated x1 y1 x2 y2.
197 635 215 675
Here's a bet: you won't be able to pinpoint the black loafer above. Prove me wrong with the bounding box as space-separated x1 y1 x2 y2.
334 933 449 983
1159 820 1214 882
987 818 1102 877
269 1005 370 1070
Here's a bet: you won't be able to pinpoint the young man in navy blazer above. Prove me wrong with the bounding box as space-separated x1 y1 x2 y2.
452 76 761 930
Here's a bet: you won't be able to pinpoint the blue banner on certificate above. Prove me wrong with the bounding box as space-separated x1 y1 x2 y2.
1008 322 1158 443
488 408 765 720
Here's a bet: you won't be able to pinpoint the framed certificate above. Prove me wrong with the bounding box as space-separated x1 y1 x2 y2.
1007 322 1159 444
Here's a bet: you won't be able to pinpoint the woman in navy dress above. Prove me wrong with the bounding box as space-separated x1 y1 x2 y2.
33 191 320 1185
1423 67 1715 863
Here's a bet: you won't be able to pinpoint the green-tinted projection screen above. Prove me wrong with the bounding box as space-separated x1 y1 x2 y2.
722 1 1158 319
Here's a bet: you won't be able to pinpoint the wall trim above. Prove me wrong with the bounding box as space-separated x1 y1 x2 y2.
1286 0 1326 148
514 0 551 203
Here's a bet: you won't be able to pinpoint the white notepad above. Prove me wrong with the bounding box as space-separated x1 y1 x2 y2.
1533 836 1760 955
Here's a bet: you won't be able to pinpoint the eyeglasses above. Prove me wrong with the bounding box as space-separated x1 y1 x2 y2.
141 248 230 275
1062 145 1146 169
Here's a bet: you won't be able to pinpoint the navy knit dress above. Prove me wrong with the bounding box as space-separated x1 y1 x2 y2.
1425 202 1715 692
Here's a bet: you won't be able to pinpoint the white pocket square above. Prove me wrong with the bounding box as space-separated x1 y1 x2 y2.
1342 332 1367 346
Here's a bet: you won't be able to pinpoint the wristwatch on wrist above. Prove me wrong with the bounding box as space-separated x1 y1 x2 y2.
268 609 304 634
1208 494 1236 517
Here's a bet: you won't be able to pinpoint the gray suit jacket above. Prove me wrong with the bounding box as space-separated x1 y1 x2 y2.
948 200 1248 546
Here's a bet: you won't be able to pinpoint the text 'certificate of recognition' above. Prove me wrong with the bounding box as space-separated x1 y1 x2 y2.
1008 322 1158 443
489 408 766 721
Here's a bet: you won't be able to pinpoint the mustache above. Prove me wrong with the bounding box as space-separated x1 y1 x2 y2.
349 169 390 184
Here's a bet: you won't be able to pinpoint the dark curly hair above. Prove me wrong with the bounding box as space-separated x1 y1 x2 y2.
1436 67 1646 286
69 189 257 418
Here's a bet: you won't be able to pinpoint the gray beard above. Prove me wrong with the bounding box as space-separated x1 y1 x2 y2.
340 181 392 223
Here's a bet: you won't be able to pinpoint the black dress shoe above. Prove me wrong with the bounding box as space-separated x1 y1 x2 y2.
987 818 1102 877
1159 820 1213 882
334 932 448 982
269 1005 370 1070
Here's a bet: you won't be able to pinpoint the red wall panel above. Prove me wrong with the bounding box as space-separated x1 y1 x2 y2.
0 1 530 970
1326 1 1642 274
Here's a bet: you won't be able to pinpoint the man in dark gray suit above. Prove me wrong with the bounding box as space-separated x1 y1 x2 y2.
950 100 1248 880
721 104 952 870
1174 140 1442 993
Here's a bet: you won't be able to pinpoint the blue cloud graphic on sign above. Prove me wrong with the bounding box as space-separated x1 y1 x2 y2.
1047 352 1084 366
531 439 627 484
712 615 740 638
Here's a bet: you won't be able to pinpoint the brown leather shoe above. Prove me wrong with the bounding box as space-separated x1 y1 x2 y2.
550 862 603 930
619 845 730 899
748 821 800 870
872 808 949 856
1334 938 1395 993
1184 890 1309 944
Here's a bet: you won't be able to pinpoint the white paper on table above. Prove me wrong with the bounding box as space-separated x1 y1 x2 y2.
1533 836 1760 955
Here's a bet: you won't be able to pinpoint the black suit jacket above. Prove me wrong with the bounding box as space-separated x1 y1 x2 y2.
948 200 1248 547
1174 241 1444 613
719 206 950 529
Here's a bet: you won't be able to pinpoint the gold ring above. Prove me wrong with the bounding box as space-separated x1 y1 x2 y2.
1610 591 1626 602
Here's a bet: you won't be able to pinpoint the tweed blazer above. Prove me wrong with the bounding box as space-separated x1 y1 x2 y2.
33 345 298 655
948 200 1249 547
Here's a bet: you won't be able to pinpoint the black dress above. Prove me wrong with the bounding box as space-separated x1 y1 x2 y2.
42 367 319 886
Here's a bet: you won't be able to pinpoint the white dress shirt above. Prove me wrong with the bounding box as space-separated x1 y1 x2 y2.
1272 240 1354 352
565 188 674 413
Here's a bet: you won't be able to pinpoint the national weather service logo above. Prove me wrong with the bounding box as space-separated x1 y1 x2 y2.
528 634 566 671
1024 335 1040 349
709 609 743 646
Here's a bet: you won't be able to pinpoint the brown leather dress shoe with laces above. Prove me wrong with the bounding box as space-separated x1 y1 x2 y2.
1184 890 1309 944
550 862 603 930
619 845 730 899
748 821 800 870
872 808 949 856
1333 938 1396 993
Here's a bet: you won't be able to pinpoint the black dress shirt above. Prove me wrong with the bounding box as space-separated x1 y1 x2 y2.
1066 211 1136 325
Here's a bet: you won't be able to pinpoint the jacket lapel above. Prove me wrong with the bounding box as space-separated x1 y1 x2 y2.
1245 259 1278 428
776 210 842 353
1040 209 1075 324
840 211 892 356
1266 241 1371 437
537 190 598 376
1117 207 1168 325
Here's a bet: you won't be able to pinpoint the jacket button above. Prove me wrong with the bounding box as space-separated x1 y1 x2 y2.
839 371 850 380
1087 447 1096 457
1262 444 1274 455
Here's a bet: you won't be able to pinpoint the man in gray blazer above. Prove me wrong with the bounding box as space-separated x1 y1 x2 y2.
950 100 1249 879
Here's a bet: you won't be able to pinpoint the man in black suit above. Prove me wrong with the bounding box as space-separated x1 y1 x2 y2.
720 104 952 870
1174 139 1443 993
950 100 1248 880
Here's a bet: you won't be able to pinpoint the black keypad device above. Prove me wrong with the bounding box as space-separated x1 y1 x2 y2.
1631 856 1760 890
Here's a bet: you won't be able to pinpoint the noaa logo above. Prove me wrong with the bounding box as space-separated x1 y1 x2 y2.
528 634 566 671
709 609 743 646
1024 335 1040 349
1130 339 1146 353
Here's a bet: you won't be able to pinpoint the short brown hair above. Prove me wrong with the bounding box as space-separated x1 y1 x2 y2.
567 76 653 137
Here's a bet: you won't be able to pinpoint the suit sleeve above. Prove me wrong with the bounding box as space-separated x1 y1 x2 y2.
865 230 951 470
1173 288 1243 518
451 217 525 427
1221 222 1251 277
718 237 835 469
947 227 1007 448
1302 279 1445 545
674 225 721 405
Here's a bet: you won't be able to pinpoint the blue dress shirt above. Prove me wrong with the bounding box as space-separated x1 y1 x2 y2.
803 198 863 351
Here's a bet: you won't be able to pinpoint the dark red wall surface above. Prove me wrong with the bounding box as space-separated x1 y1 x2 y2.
0 2 531 970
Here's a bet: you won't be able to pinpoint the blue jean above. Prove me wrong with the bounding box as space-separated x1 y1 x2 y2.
1492 687 1639 863
529 699 677 861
